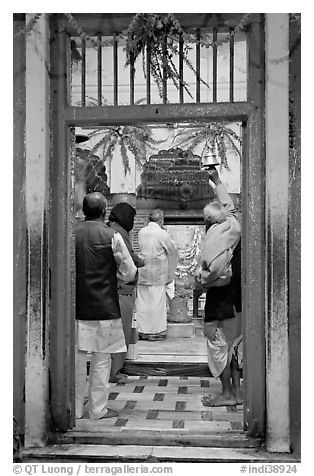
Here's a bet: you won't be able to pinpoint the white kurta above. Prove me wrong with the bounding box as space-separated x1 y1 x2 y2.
135 222 177 336
136 285 167 335
76 319 127 354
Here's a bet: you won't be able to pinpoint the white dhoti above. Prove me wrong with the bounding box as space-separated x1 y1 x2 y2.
135 284 167 335
205 311 242 378
206 327 229 378
75 319 126 419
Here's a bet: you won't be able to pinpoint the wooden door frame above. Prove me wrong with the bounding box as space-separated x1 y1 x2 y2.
49 14 266 437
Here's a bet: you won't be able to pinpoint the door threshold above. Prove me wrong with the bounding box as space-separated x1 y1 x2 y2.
22 443 299 463
52 429 260 449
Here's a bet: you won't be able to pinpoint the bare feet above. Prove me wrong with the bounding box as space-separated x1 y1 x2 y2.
232 387 243 405
201 393 237 407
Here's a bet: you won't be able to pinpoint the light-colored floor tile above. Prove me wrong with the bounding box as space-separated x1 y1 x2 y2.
208 412 243 422
132 401 177 411
114 392 159 401
123 420 174 430
187 387 212 394
74 420 122 430
185 401 213 411
110 386 140 393
141 386 181 393
155 410 204 421
184 420 232 431
163 393 203 401
103 401 128 410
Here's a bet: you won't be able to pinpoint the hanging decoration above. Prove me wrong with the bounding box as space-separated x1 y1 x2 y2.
124 13 210 99
14 13 42 38
174 228 202 279
14 13 254 102
86 125 166 175
175 122 242 170
14 13 253 51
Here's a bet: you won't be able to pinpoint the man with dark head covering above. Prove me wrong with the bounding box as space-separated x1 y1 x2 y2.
109 202 135 232
75 192 137 419
108 202 145 382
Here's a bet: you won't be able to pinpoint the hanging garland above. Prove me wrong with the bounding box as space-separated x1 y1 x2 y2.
14 13 300 69
16 13 286 107
174 228 202 279
176 228 201 260
14 13 42 38
175 122 242 170
124 13 211 99
176 257 200 280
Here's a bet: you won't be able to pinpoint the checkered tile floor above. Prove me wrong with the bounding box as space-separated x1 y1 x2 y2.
75 376 243 433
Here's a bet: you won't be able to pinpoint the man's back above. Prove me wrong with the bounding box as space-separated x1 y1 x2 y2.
138 222 172 286
76 219 120 321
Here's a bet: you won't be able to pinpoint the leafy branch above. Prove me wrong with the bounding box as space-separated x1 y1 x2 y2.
124 13 210 100
86 124 166 175
175 123 242 170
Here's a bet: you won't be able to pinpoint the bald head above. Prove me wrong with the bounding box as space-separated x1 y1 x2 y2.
82 192 107 219
149 208 164 226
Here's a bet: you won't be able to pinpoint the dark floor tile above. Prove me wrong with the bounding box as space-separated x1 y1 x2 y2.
133 386 144 393
108 392 119 400
200 380 210 387
172 420 185 429
146 409 159 420
178 386 187 394
153 393 165 401
114 418 128 427
201 411 213 421
124 401 137 410
175 401 186 411
158 379 168 386
231 421 243 430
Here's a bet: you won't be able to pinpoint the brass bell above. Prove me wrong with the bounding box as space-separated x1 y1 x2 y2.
201 142 220 168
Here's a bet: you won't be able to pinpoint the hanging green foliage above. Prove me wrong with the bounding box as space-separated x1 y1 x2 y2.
124 13 210 99
175 123 242 170
86 125 166 175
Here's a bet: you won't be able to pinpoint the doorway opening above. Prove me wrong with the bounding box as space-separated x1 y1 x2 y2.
70 120 245 442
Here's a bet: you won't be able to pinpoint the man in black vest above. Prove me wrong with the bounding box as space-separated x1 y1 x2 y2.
75 192 137 419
